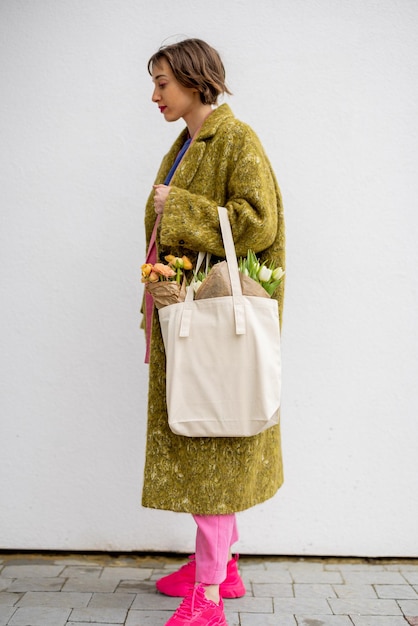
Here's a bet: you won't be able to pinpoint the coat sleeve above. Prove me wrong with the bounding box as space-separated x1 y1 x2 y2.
159 126 279 258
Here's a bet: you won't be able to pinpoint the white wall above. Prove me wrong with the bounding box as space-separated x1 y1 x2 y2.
1 0 417 557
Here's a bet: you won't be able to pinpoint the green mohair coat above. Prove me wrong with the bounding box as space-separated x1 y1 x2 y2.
142 104 285 514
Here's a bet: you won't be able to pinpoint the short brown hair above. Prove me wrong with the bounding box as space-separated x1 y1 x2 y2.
148 38 232 105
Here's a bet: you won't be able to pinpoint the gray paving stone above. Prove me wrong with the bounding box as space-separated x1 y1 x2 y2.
7 577 66 592
326 563 385 572
292 571 344 584
101 567 153 580
133 557 176 570
0 581 9 592
0 593 22 606
333 584 377 598
8 606 71 625
152 562 183 573
116 580 156 593
223 596 273 612
0 606 16 626
69 607 128 623
239 614 296 625
273 597 333 614
342 571 407 584
294 583 337 598
403 572 418 584
62 577 119 592
252 582 293 597
223 611 240 626
297 618 353 626
329 597 402 615
61 566 103 578
239 561 268 571
0 559 56 567
242 569 292 583
238 584 254 596
130 593 180 610
287 561 326 571
398 598 418 614
1 565 64 579
350 618 410 626
16 591 91 608
264 561 299 571
53 558 100 565
390 563 418 572
88 592 136 608
67 624 124 626
125 611 173 626
375 583 418 598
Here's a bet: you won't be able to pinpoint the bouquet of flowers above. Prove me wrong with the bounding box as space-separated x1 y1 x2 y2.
193 250 284 300
141 255 192 309
238 250 285 296
142 251 284 307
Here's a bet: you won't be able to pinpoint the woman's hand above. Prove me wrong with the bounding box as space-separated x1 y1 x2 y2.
153 184 171 215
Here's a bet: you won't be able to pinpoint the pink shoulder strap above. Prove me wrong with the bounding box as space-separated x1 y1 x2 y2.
144 215 161 363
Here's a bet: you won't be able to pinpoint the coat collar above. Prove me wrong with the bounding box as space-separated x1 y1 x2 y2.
167 104 234 189
196 103 235 140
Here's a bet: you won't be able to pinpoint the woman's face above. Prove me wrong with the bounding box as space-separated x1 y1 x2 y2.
151 59 199 123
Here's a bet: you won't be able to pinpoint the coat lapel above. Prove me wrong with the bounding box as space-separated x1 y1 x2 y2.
169 139 207 189
161 104 235 190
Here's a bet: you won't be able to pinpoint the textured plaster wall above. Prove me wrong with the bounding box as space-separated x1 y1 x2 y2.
1 0 417 556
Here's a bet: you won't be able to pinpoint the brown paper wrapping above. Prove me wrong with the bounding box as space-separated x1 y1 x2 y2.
194 261 269 300
145 280 186 309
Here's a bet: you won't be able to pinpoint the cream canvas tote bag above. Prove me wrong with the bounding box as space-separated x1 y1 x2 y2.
158 206 281 437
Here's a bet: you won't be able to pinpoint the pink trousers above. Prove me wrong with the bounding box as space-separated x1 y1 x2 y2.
192 514 238 585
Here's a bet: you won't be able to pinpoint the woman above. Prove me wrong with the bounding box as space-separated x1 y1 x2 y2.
142 38 285 626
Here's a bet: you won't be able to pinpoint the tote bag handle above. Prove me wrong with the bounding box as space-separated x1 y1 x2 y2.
180 206 246 337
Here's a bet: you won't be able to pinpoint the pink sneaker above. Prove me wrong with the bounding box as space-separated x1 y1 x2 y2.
156 554 246 599
165 584 228 625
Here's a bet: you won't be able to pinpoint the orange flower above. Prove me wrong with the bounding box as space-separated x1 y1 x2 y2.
148 270 160 282
141 263 154 282
153 263 176 279
164 254 176 265
182 256 193 270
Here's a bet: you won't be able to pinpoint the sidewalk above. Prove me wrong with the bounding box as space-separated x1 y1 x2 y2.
0 552 417 625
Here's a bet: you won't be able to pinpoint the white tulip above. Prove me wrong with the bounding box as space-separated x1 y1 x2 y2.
272 267 285 281
258 266 272 282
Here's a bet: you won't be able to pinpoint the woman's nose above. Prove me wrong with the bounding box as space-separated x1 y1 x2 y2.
152 87 159 102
